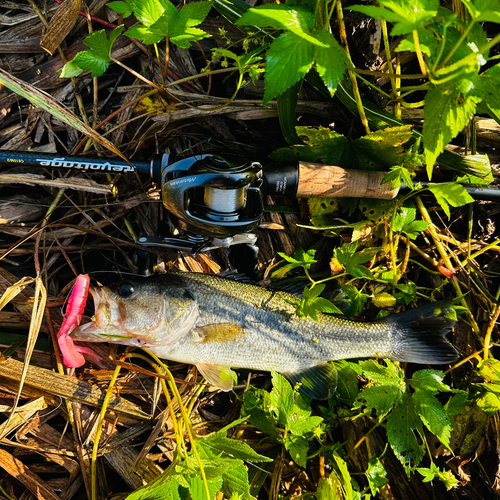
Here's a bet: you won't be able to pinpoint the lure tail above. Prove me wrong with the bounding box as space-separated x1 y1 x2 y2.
385 301 459 364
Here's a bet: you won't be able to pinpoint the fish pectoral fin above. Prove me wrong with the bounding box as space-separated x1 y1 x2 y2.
281 363 338 400
197 323 246 343
196 363 237 392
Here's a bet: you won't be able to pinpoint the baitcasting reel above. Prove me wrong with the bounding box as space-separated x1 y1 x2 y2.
2 149 498 255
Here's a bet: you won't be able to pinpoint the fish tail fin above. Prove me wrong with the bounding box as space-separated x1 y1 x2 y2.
385 301 459 364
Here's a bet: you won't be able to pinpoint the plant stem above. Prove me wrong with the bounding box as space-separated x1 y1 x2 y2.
110 57 166 94
413 30 428 78
92 362 123 500
336 0 370 134
381 20 399 116
415 196 481 336
436 20 476 70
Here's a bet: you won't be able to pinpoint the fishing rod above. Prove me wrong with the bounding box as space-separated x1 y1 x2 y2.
1 150 498 252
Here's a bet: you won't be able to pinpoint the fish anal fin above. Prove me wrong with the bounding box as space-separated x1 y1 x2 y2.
282 363 338 400
197 323 246 343
196 363 237 392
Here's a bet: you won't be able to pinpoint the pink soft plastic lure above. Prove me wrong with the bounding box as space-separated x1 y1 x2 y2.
57 274 92 367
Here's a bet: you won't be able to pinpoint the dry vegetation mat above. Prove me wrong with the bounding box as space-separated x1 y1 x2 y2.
1 0 500 499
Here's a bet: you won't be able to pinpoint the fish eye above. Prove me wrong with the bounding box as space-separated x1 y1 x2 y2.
117 282 135 298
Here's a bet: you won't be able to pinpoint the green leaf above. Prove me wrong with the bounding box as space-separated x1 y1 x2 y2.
427 182 475 218
336 284 370 317
285 435 309 468
417 463 460 490
312 30 348 96
298 284 342 320
444 390 469 416
333 360 360 405
462 0 500 23
107 0 134 17
394 281 418 305
412 390 453 447
386 393 425 467
372 292 397 309
350 0 439 36
270 372 295 426
59 60 84 78
366 455 389 495
423 80 482 178
382 165 414 190
236 4 315 34
126 477 182 500
201 434 273 463
333 241 380 279
355 384 403 422
393 204 430 239
478 64 500 114
410 369 450 395
130 0 164 26
271 125 413 171
263 31 315 103
63 25 125 77
274 247 317 278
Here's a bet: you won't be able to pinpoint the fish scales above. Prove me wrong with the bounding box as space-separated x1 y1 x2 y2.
71 272 459 399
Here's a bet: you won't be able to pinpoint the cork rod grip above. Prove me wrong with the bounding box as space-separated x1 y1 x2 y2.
295 162 399 200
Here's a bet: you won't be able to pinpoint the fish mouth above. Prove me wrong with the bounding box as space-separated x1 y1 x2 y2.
70 286 127 342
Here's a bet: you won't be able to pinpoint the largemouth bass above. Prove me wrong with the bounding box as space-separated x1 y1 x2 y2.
71 272 459 399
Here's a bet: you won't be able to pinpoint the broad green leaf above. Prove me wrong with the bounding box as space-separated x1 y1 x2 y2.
393 204 430 239
298 284 342 320
423 80 482 178
372 292 397 309
201 434 273 463
478 64 500 114
355 384 403 422
170 27 211 48
64 25 125 77
386 393 425 467
126 477 181 500
427 182 475 218
444 390 469 416
333 241 380 279
285 435 309 468
312 29 348 96
336 284 370 317
350 0 439 36
107 0 134 17
410 369 450 395
59 60 84 78
242 387 280 438
382 165 414 190
125 25 163 44
412 390 453 447
417 463 460 490
366 455 389 495
263 31 315 103
130 0 163 26
332 453 354 500
316 475 343 500
277 247 317 272
333 360 360 405
270 372 295 426
462 0 500 23
270 125 413 171
360 359 405 385
236 4 315 34
176 1 213 29
220 462 255 500
394 281 418 305
476 358 500 383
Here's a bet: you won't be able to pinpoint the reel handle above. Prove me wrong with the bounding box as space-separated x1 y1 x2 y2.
261 161 399 200
296 162 398 199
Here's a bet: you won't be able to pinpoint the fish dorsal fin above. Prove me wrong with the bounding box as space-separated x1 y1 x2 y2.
196 363 237 391
196 323 246 343
281 363 338 400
